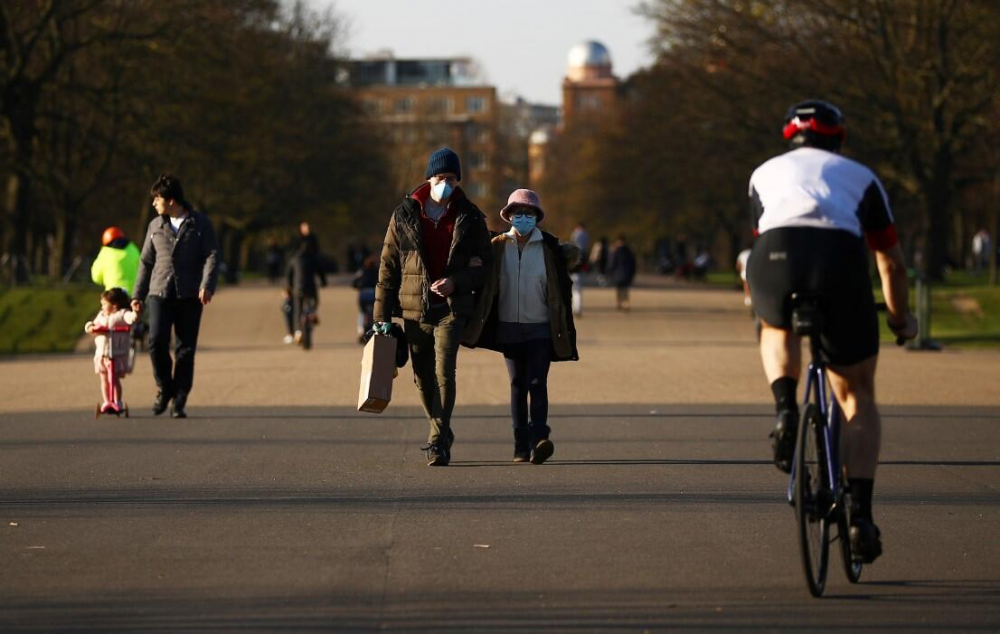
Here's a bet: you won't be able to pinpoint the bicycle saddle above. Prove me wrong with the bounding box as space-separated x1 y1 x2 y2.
790 292 821 336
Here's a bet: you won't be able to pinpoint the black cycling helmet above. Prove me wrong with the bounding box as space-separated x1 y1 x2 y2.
782 100 845 150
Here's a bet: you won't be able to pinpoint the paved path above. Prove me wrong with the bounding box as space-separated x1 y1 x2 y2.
2 281 998 632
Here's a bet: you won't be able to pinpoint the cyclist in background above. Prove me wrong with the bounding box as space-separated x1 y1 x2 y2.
91 226 140 295
285 237 326 344
747 100 917 563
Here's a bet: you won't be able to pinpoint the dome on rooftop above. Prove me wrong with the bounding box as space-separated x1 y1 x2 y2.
567 41 612 70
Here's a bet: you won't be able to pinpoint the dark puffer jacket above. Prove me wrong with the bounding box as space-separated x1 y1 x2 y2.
374 184 493 323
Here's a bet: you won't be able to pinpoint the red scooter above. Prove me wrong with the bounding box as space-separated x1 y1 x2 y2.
91 324 131 419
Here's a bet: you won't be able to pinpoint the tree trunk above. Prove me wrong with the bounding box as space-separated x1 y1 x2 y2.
923 148 953 281
4 170 32 284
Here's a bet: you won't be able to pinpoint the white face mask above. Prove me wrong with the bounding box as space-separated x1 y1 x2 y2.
430 181 454 203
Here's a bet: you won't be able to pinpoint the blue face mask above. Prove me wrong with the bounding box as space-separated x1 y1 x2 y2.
511 214 537 236
431 181 454 202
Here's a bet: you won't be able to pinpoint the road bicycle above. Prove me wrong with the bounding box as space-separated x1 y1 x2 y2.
786 292 862 597
295 295 318 351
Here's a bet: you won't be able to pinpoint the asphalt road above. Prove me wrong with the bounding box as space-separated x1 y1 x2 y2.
2 281 998 633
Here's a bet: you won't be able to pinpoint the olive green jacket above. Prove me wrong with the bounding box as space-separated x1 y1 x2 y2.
374 186 493 323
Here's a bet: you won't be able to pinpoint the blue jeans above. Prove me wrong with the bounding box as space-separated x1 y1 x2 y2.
503 339 551 438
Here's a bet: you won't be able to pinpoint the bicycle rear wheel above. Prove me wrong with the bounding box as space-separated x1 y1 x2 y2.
795 403 831 597
838 489 863 583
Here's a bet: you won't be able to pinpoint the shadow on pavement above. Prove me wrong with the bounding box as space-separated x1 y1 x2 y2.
2 585 998 633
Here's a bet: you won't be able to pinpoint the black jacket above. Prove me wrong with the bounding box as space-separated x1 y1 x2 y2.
286 250 327 296
608 244 637 288
134 211 219 301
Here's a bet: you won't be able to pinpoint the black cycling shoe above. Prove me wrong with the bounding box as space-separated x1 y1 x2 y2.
849 518 883 563
422 442 450 467
530 439 554 465
152 392 171 416
770 409 798 473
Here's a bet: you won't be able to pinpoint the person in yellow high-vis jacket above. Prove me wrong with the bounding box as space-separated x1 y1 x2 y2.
91 226 140 295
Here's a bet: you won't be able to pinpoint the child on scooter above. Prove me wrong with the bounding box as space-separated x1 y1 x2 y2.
84 287 138 413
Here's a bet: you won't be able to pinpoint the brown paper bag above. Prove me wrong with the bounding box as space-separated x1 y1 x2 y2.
358 334 397 413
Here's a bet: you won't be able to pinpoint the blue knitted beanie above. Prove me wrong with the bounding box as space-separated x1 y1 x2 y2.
425 147 462 181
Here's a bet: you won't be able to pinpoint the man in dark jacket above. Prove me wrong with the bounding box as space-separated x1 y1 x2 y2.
285 239 327 343
132 174 219 418
608 234 637 311
373 148 493 466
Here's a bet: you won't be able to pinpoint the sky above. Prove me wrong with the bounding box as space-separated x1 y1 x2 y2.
307 0 656 105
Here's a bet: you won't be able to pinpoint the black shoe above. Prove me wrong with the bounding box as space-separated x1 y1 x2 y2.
770 409 798 473
422 442 449 467
171 392 188 419
513 430 531 463
849 518 882 563
152 392 171 416
530 439 554 465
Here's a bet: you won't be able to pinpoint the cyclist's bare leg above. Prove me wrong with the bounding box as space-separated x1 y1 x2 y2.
758 322 801 383
827 355 883 561
759 322 802 471
827 356 880 480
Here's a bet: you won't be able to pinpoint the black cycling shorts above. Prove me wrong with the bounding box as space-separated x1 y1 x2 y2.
748 227 879 366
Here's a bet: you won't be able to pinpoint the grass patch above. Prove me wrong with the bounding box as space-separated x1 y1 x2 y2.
0 286 99 355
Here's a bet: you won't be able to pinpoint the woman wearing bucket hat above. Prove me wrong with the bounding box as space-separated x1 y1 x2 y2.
463 189 580 464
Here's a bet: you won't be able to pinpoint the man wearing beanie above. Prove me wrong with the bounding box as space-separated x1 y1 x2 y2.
373 148 493 466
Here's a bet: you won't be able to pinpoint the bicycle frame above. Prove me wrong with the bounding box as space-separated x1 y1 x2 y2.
786 339 843 509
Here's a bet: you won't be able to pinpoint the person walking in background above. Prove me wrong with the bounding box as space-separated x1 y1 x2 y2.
132 174 219 419
373 147 493 467
589 236 609 286
971 227 991 275
285 237 327 345
569 222 590 317
608 234 637 311
352 254 379 344
464 189 579 464
265 238 283 285
91 226 141 295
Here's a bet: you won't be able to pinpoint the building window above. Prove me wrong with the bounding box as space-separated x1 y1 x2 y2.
466 96 487 113
466 182 489 198
426 97 453 114
361 99 383 115
467 152 488 170
577 95 601 110
394 97 414 113
465 124 490 143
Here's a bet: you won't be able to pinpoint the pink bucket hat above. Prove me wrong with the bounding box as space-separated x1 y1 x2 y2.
500 189 545 223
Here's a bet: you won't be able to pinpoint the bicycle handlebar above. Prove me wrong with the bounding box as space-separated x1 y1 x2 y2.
90 325 131 333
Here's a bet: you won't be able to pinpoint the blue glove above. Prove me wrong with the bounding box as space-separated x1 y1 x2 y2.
373 321 393 336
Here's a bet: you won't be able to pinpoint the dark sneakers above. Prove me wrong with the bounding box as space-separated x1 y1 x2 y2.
770 409 798 473
152 392 171 416
849 518 883 563
513 430 531 463
171 392 188 419
422 442 450 467
530 439 554 465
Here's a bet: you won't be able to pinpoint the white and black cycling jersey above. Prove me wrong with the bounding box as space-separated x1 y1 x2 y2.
749 147 898 250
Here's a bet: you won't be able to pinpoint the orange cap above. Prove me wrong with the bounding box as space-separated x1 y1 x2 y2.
102 226 124 246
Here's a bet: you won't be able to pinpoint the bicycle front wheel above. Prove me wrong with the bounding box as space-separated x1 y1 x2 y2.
795 403 831 597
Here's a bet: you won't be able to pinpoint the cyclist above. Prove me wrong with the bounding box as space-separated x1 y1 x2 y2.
747 100 917 563
285 237 326 344
91 226 141 295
